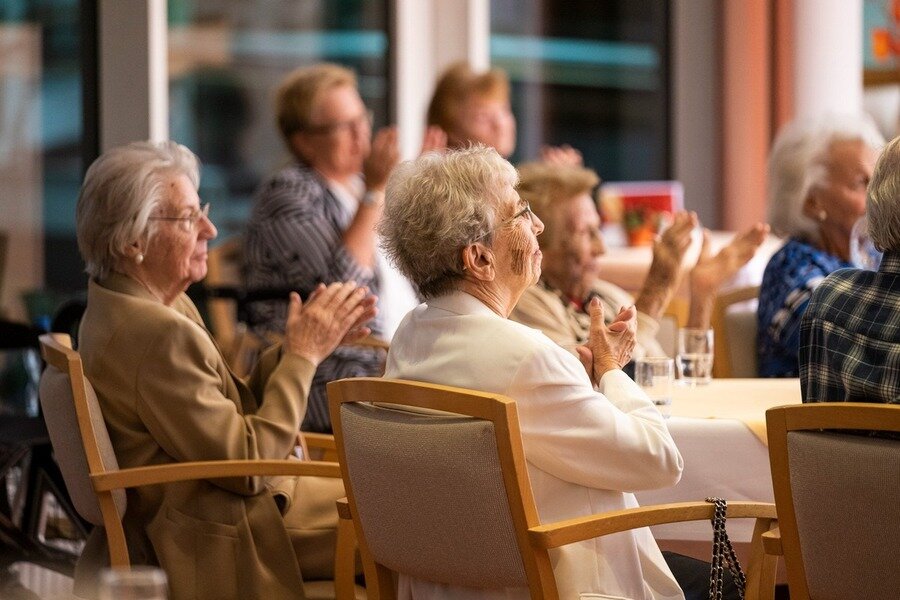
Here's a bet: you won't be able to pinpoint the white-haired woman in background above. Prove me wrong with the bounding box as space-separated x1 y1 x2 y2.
757 115 884 377
75 140 374 599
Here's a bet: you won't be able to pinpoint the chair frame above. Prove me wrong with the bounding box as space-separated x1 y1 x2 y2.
330 377 778 600
711 285 759 378
765 402 900 600
39 332 356 594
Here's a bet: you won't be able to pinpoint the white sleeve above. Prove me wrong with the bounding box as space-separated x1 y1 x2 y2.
507 344 683 492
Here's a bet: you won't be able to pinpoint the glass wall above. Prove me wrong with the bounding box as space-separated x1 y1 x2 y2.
491 0 670 181
167 0 389 241
0 0 84 318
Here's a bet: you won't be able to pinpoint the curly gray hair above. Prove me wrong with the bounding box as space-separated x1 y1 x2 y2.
76 140 200 280
867 133 900 252
378 145 517 298
767 114 884 244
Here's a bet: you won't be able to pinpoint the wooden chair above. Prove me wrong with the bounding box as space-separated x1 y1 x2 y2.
711 285 759 378
38 333 363 599
328 377 778 600
204 236 265 376
764 403 900 600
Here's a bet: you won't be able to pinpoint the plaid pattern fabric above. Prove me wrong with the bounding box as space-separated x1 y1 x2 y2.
799 251 900 405
757 238 851 377
243 162 383 432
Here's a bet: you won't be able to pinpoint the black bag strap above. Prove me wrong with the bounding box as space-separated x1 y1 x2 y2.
706 497 746 600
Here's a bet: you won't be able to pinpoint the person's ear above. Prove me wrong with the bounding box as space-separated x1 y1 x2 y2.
802 191 828 222
289 132 315 162
461 242 495 282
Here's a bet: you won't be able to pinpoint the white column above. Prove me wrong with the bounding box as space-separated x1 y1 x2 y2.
792 0 863 118
393 0 489 159
99 0 168 150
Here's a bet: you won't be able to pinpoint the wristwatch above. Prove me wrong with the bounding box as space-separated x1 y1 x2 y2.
361 190 384 206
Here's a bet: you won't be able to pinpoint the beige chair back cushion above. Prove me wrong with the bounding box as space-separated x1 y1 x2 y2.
340 403 527 588
39 365 126 525
725 308 758 377
786 431 900 600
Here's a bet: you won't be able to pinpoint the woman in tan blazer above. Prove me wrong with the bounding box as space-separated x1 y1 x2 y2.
73 140 375 599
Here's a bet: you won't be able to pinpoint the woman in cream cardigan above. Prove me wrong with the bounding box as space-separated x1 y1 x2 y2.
74 140 375 599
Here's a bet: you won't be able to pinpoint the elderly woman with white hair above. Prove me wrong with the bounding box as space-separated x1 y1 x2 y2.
799 133 900 405
74 140 375 599
377 145 743 600
757 115 885 377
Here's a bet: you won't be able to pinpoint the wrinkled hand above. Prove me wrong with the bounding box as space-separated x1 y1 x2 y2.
576 299 636 384
363 126 400 191
420 125 448 155
690 222 769 294
283 282 378 366
540 144 583 167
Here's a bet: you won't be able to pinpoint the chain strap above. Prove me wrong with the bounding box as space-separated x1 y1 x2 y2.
706 497 746 600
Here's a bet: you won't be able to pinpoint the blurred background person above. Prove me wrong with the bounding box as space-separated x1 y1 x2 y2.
75 141 375 598
758 115 884 377
243 63 402 433
426 62 582 165
512 162 768 360
800 133 900 406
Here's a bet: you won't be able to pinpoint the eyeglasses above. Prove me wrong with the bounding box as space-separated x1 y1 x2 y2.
149 202 210 231
303 110 373 136
475 201 535 241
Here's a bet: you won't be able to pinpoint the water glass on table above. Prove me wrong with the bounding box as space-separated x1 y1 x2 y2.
635 357 675 418
677 327 714 385
99 566 169 600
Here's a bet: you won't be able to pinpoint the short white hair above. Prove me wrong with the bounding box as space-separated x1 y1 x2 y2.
767 114 884 243
867 134 900 251
76 141 200 279
378 145 517 298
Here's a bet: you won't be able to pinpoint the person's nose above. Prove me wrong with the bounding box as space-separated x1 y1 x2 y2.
199 212 217 241
531 212 545 236
592 229 606 256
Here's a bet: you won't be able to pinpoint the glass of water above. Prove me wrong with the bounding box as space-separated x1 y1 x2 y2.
99 566 168 600
677 328 714 385
635 357 675 418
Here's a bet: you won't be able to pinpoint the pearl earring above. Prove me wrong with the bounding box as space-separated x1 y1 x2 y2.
135 253 144 265
817 210 827 222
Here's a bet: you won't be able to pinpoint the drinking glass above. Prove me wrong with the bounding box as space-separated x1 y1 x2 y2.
634 357 675 418
99 566 168 600
849 215 882 271
677 328 714 385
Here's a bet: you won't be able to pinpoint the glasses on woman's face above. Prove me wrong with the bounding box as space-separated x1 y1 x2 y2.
303 110 374 136
149 202 210 232
474 201 535 241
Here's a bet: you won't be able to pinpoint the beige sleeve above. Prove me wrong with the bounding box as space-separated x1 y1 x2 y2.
134 322 316 495
510 286 580 346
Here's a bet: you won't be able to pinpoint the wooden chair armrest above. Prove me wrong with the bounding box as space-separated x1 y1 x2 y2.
528 501 777 549
761 526 783 556
303 432 337 452
91 459 341 492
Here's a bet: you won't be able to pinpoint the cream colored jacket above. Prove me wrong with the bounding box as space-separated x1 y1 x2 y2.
385 291 685 600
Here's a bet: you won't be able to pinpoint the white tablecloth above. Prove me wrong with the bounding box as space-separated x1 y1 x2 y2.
634 378 801 543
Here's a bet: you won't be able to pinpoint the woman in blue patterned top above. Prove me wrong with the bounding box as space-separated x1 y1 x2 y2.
758 116 884 377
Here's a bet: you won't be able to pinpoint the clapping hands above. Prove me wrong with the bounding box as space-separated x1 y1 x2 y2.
283 282 378 366
576 299 637 385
